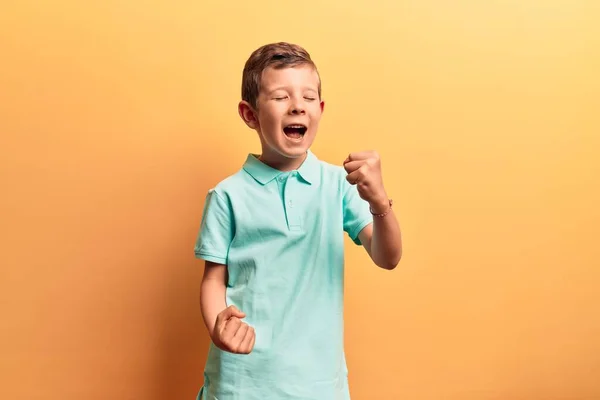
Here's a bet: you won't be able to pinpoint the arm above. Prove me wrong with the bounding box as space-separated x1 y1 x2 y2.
200 261 255 354
358 202 402 270
195 190 254 353
200 261 228 335
344 151 402 270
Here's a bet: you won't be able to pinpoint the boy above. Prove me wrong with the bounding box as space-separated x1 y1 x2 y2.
194 42 402 400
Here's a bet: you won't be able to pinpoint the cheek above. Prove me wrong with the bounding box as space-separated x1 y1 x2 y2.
263 116 280 129
258 106 280 125
309 112 322 127
258 116 281 135
257 111 273 126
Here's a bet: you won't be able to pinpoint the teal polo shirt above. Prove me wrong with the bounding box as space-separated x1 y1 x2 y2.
194 150 372 400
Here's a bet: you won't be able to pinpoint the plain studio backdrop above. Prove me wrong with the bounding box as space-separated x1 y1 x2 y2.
1 0 598 399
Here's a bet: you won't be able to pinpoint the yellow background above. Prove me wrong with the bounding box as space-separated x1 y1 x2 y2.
1 0 599 399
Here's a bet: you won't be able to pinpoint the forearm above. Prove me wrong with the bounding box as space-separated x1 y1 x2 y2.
370 199 402 270
200 263 228 336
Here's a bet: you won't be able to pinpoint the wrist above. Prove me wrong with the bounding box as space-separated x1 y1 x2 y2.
208 318 217 338
369 196 390 215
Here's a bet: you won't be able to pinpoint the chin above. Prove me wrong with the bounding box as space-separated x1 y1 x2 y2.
275 150 306 160
282 143 313 157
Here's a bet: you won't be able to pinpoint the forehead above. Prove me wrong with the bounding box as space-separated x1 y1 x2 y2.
260 65 320 92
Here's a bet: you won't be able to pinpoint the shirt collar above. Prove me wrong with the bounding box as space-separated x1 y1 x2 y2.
243 150 320 185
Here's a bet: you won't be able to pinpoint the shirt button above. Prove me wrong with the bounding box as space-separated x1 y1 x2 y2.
288 200 293 207
278 176 286 182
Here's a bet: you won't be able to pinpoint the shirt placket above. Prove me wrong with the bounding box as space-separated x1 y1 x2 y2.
277 172 302 231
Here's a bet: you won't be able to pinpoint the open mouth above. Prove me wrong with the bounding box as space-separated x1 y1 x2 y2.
283 124 307 139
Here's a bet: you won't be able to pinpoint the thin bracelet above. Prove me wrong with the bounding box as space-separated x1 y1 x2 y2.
370 199 393 217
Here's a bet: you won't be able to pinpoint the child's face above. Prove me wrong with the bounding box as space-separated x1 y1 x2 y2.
254 65 324 162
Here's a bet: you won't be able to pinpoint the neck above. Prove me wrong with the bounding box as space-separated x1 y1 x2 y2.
258 151 307 172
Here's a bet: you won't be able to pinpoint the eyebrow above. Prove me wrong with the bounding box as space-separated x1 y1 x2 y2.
267 86 318 94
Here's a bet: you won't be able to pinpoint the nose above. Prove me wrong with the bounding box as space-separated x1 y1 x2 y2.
289 98 306 115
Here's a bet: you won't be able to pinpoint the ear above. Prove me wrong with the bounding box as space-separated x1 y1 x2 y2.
238 100 259 129
320 100 325 113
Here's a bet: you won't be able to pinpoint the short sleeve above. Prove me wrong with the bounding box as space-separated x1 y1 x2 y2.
194 189 234 264
342 178 373 245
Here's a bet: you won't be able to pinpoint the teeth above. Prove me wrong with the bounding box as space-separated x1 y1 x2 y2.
287 125 305 128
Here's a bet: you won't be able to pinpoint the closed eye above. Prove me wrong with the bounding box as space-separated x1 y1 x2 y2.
274 96 288 101
304 97 316 101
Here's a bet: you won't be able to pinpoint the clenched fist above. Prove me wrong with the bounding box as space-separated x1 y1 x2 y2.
211 305 256 354
343 151 389 213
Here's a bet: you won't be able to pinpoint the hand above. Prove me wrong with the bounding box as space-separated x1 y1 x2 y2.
343 151 389 213
211 305 256 354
